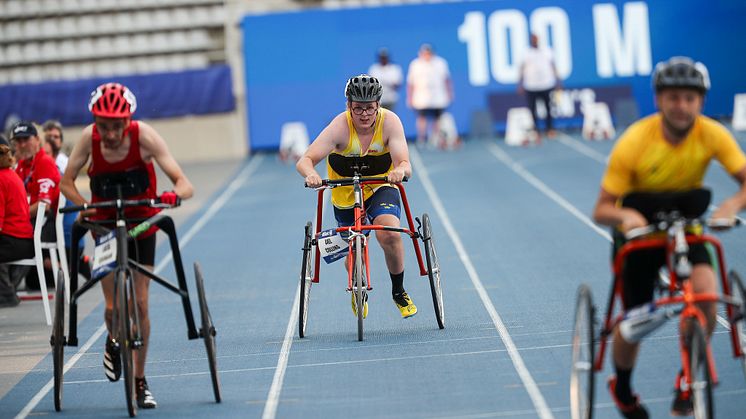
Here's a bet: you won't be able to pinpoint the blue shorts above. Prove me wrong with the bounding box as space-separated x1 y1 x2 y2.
334 186 401 227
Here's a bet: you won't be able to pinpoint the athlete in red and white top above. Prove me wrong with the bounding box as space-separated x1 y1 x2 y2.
61 82 193 409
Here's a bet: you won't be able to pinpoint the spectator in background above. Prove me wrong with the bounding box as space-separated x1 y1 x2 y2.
42 120 68 173
517 33 561 141
368 48 403 112
11 121 60 291
406 43 453 146
0 134 34 307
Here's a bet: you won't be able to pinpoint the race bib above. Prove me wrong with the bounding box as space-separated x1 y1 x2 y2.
92 231 117 279
317 229 349 264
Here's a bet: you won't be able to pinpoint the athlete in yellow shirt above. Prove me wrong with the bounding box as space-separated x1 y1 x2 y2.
297 74 417 319
593 57 746 418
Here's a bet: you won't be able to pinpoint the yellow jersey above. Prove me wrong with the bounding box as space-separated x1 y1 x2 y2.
602 114 746 197
326 110 394 209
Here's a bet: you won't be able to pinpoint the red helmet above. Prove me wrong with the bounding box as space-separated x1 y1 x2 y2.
88 82 137 118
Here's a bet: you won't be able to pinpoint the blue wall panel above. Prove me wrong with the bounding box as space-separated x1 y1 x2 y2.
241 0 746 150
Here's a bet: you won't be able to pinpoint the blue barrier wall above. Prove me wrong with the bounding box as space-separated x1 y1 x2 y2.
0 65 235 129
241 0 746 150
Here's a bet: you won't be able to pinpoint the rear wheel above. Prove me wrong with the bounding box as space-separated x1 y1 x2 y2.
52 268 65 412
117 271 136 417
729 270 746 382
688 320 713 419
299 222 314 338
570 284 595 419
354 235 365 342
195 262 222 403
421 213 444 329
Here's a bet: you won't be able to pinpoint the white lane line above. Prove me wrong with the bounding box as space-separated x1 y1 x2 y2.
261 282 300 419
15 155 265 419
410 148 554 419
556 132 609 165
486 142 611 241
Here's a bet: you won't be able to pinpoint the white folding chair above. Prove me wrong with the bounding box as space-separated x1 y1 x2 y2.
6 201 68 325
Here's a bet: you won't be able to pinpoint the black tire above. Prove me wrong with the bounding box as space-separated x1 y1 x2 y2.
729 270 746 382
195 262 222 403
421 213 444 329
52 268 65 412
354 235 365 342
117 271 136 417
570 284 595 419
299 222 313 338
688 320 713 419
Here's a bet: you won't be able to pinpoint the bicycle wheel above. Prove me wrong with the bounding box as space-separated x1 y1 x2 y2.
354 235 365 342
195 262 222 403
570 284 595 419
117 270 136 417
421 213 444 329
729 270 746 381
52 268 65 412
688 320 713 419
299 222 314 338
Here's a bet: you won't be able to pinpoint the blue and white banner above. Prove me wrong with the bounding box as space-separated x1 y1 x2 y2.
241 0 746 150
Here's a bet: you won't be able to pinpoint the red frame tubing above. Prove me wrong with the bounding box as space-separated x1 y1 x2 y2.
311 180 428 290
593 232 740 373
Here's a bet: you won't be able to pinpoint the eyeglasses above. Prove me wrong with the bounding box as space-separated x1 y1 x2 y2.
351 106 378 116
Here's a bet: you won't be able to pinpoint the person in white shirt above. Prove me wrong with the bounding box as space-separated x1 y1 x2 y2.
518 33 561 139
42 120 68 173
406 43 453 145
368 48 403 112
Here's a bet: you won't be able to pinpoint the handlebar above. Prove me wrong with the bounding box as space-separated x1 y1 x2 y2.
624 217 740 241
305 176 408 189
60 197 180 214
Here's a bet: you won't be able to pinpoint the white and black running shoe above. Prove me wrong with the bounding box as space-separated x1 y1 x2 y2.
136 378 157 409
103 337 121 382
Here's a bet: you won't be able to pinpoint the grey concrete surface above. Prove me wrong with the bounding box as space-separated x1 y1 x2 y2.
0 157 245 399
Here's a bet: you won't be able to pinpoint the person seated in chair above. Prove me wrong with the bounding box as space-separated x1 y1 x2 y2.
0 134 34 307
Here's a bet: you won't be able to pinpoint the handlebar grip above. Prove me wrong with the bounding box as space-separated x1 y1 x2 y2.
706 217 741 229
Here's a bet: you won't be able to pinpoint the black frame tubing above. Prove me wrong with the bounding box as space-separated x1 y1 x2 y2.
65 213 198 346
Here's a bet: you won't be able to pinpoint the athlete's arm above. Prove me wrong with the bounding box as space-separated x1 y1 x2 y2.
711 164 746 222
592 188 647 233
60 126 93 207
383 111 411 183
296 113 347 187
139 122 193 199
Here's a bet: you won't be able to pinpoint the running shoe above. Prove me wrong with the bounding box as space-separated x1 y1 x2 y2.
393 292 417 318
671 371 693 416
103 337 121 382
136 377 157 409
607 375 649 419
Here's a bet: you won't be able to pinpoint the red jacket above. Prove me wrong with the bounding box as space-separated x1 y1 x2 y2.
0 167 33 239
15 148 60 214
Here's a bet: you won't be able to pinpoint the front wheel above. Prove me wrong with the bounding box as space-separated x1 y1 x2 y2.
52 268 66 412
195 262 222 403
688 320 713 419
354 235 365 342
729 270 746 382
570 284 595 419
421 213 444 329
117 271 136 417
299 222 314 338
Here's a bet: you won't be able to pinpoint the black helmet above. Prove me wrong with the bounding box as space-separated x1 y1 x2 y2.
345 74 382 102
652 56 710 94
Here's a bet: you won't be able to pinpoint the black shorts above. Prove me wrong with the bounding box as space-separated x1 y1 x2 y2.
0 233 34 263
417 108 444 119
613 234 711 309
333 186 401 227
128 234 156 266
